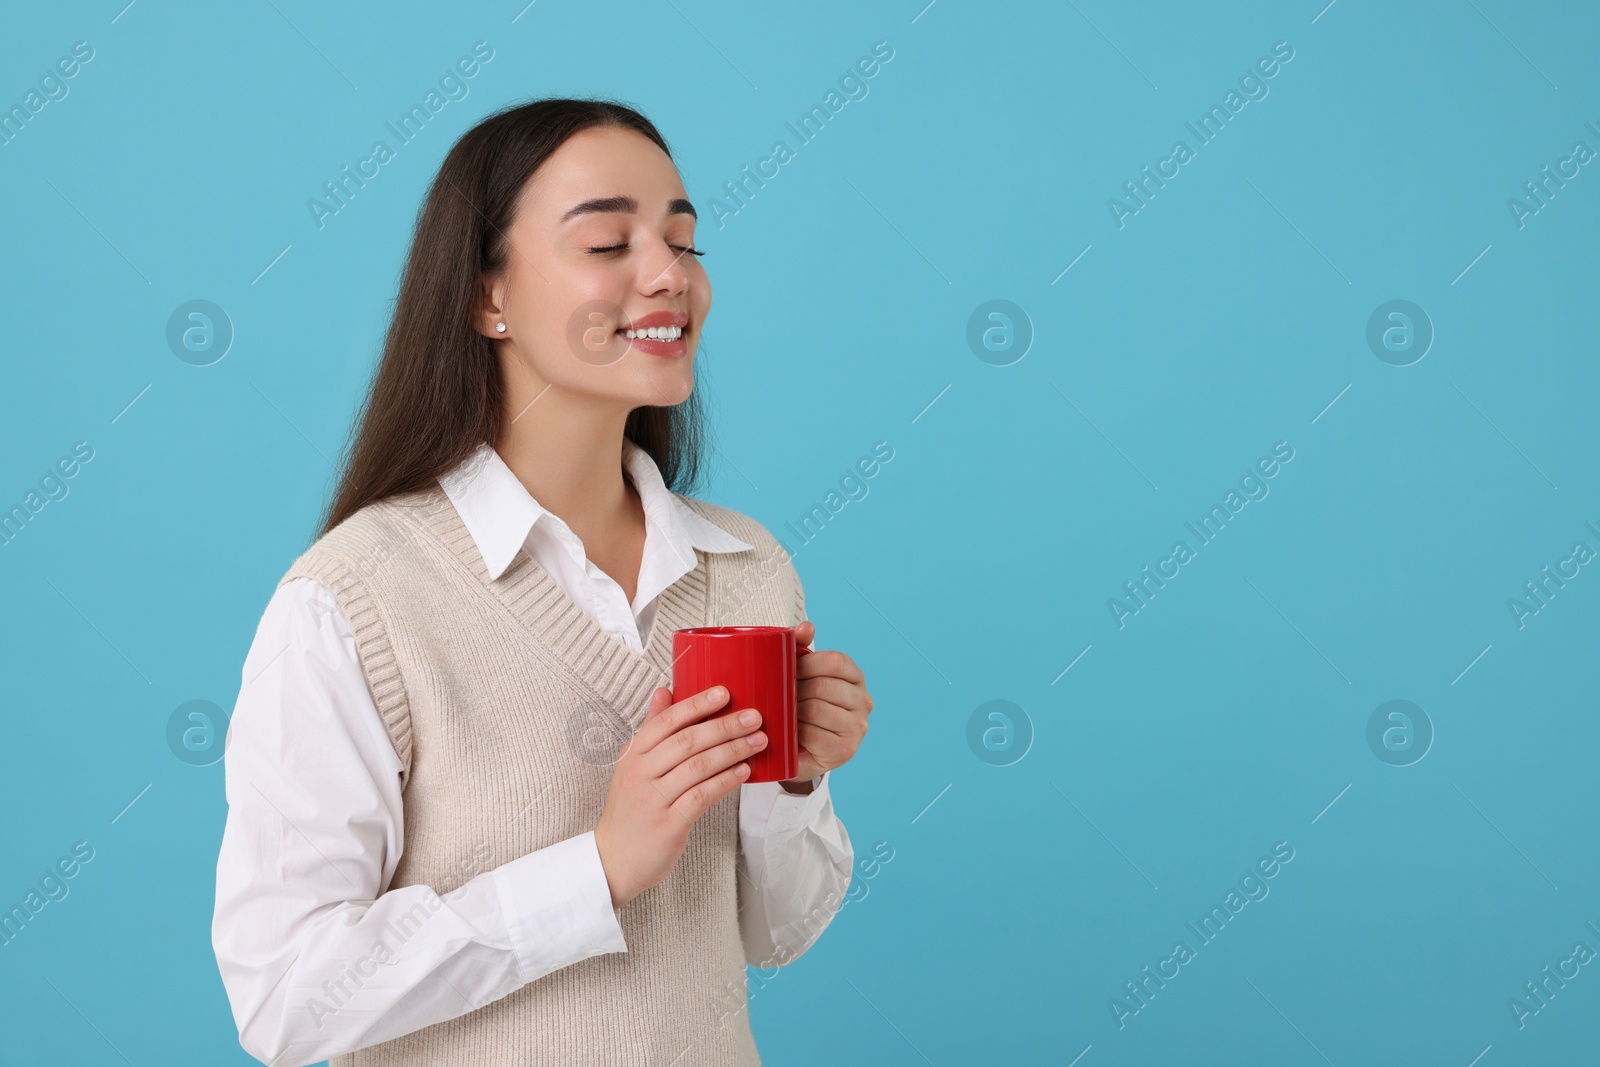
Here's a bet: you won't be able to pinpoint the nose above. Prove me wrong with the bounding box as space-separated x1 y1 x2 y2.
639 236 690 296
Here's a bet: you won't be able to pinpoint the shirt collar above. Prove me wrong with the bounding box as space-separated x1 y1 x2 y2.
437 439 752 581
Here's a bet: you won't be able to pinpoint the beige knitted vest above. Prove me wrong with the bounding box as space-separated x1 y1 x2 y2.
278 480 803 1066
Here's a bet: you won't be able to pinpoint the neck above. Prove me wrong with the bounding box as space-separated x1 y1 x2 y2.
493 376 636 546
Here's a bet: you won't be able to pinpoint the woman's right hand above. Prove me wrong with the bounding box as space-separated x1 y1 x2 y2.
593 684 766 909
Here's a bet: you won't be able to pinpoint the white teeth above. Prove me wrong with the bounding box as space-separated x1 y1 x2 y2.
623 325 683 340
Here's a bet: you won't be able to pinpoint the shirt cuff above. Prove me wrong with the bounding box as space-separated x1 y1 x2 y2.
491 830 627 984
743 772 832 836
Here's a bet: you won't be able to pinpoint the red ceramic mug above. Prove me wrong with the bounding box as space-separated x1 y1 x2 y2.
671 625 811 783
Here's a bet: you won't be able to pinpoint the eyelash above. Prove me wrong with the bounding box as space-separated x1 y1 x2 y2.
586 243 705 257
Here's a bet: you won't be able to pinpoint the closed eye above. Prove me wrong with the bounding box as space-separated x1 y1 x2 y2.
586 244 705 257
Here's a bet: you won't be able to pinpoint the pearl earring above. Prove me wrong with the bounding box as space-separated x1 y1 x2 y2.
495 322 506 333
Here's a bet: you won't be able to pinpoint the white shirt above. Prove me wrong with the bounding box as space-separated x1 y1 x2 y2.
212 439 853 1067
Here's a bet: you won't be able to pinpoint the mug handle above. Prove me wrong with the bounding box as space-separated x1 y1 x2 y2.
791 635 814 782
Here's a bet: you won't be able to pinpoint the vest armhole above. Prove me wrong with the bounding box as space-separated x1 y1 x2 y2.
279 557 414 786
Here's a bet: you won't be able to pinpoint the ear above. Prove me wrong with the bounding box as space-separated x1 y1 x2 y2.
475 272 507 339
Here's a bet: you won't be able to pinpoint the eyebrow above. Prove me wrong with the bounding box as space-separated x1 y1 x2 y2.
559 195 697 224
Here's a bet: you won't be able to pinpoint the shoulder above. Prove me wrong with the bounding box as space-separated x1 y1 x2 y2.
277 486 437 593
271 492 430 774
674 494 807 625
243 576 348 680
674 495 793 568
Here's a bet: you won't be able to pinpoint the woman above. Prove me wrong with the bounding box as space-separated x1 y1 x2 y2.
211 97 873 1067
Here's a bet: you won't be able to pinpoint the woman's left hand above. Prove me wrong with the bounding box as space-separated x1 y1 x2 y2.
781 619 872 792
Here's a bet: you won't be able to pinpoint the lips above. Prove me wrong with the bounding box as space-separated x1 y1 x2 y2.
616 308 690 358
619 309 689 331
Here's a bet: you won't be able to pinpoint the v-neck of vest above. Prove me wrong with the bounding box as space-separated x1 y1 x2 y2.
410 483 710 727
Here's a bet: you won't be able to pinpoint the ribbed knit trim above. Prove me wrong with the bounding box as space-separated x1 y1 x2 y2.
278 502 422 778
399 484 711 730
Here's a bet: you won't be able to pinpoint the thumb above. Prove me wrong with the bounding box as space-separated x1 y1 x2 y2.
646 686 674 719
795 619 816 647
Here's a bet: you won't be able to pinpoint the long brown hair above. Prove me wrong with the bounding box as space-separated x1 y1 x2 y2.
315 97 708 540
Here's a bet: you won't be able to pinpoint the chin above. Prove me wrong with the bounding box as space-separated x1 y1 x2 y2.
643 371 695 407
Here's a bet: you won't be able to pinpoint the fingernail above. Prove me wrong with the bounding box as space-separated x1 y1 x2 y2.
710 686 726 701
740 710 760 726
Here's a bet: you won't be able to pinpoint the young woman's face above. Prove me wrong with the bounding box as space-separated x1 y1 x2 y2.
483 125 709 410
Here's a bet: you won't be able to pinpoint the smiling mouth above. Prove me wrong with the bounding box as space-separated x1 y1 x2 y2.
620 325 685 341
616 322 690 357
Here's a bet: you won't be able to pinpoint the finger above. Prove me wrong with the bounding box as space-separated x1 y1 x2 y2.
638 703 763 781
799 676 873 716
659 729 767 802
796 712 856 749
796 648 865 686
634 684 729 753
619 688 677 762
671 762 751 824
645 687 673 719
798 720 858 756
795 619 816 645
792 750 824 782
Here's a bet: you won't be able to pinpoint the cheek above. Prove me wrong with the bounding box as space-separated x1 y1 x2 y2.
672 263 708 317
527 269 627 353
549 273 618 321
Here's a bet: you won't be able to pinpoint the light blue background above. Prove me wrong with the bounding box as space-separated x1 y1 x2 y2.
2 0 1597 1064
